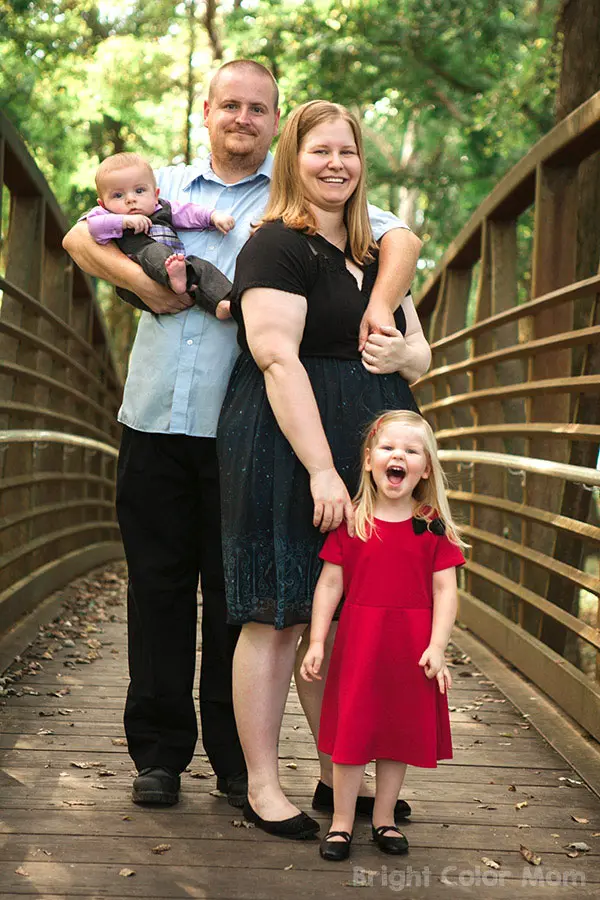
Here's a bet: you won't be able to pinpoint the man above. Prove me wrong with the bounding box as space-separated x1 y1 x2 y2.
63 59 422 808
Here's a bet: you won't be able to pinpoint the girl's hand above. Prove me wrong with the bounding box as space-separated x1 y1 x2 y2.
310 468 355 536
418 645 452 694
122 214 152 234
300 642 325 681
361 325 410 375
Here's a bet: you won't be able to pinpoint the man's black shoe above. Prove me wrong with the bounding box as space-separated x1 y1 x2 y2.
132 767 180 806
216 771 248 808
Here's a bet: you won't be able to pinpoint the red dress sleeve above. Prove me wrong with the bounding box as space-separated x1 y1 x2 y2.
433 534 466 572
319 524 346 566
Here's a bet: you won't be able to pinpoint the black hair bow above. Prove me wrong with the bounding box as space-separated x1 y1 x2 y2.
412 516 446 536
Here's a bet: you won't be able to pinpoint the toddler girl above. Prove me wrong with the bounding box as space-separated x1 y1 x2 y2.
300 410 466 861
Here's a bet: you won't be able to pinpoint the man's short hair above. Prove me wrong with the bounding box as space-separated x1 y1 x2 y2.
208 59 279 109
95 153 156 195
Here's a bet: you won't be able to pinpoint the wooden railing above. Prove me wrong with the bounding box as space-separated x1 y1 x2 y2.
413 91 600 741
0 112 123 638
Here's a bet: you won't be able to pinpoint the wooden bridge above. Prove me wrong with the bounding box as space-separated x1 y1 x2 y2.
0 92 599 898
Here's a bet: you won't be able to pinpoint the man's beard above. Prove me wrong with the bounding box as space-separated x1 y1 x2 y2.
220 132 264 171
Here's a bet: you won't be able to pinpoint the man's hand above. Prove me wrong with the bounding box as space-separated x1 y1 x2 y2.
211 210 236 234
122 214 153 234
143 291 195 314
358 301 395 352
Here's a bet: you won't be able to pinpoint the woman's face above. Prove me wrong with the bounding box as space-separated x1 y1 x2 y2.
297 118 361 213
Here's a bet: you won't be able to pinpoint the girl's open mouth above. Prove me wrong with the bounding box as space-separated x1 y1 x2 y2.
386 466 406 486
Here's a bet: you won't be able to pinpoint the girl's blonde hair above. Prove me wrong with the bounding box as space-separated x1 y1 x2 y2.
354 410 467 549
258 100 376 265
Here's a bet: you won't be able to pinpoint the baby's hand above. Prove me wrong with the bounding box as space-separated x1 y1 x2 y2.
122 214 152 234
418 644 452 694
215 299 232 320
300 641 325 682
211 211 235 234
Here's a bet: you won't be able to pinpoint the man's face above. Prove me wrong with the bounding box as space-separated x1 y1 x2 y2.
204 69 280 172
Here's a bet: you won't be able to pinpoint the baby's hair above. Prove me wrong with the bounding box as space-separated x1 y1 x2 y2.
353 410 467 549
95 152 156 196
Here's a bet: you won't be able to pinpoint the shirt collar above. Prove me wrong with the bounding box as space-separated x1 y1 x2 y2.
182 152 274 191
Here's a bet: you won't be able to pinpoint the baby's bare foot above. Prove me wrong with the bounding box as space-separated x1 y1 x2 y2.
165 253 188 294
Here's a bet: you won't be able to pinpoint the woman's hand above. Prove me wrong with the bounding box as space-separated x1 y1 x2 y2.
418 644 452 694
310 468 355 535
361 325 411 375
300 641 325 681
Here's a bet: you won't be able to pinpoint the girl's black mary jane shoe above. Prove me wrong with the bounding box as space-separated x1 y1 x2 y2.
372 824 409 855
319 830 353 861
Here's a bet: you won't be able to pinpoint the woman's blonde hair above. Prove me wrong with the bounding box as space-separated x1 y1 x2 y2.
258 100 376 264
354 410 467 549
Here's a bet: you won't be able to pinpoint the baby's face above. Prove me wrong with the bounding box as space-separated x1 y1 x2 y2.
99 166 158 216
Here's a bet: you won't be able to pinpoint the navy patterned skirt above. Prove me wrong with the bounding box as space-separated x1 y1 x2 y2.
216 353 420 629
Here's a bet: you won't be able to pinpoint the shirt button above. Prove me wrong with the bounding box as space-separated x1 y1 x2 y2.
187 339 193 345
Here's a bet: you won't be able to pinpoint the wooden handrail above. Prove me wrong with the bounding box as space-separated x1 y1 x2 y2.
416 92 600 317
428 274 600 351
438 450 600 485
419 326 600 385
448 490 600 542
437 424 600 442
462 562 600 650
422 375 600 413
0 112 123 635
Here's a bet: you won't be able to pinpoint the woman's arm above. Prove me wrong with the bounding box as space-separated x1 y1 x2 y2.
361 294 432 383
62 222 193 314
418 566 458 694
358 226 422 350
300 561 344 681
243 287 354 534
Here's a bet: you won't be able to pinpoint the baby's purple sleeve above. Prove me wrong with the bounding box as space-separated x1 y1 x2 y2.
86 208 125 244
169 200 214 230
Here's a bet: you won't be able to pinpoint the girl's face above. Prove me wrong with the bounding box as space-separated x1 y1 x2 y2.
365 423 430 500
297 118 361 213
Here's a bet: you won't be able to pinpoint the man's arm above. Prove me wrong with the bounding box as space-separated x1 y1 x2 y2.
358 226 422 350
62 222 193 315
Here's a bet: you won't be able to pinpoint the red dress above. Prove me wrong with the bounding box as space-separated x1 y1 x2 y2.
318 517 465 767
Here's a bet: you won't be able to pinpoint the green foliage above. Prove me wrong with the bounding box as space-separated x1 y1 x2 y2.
1 0 564 353
228 0 560 278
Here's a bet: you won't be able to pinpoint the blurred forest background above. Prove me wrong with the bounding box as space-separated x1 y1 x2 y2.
2 0 598 367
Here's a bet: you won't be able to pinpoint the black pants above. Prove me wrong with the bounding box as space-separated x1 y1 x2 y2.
116 425 245 777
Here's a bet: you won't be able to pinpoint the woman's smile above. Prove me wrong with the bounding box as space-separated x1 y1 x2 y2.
297 118 361 211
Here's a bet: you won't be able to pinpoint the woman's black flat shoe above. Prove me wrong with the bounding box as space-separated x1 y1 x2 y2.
243 800 320 840
312 780 411 819
319 830 352 861
372 824 409 855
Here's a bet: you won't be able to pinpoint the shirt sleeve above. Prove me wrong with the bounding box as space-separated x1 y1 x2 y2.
231 223 316 301
85 208 124 244
319 525 345 566
169 200 214 230
368 203 410 241
433 535 466 572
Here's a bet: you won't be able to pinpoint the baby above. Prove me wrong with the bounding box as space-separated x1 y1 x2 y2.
86 152 233 318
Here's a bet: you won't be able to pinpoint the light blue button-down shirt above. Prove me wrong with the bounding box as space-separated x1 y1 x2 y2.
118 153 410 438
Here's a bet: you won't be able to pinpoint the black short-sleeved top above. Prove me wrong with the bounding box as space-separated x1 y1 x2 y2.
229 220 407 360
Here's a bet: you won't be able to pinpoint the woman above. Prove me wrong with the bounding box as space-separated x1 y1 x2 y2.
217 101 431 838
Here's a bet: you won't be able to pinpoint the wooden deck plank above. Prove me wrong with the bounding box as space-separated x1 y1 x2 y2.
1 562 600 899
